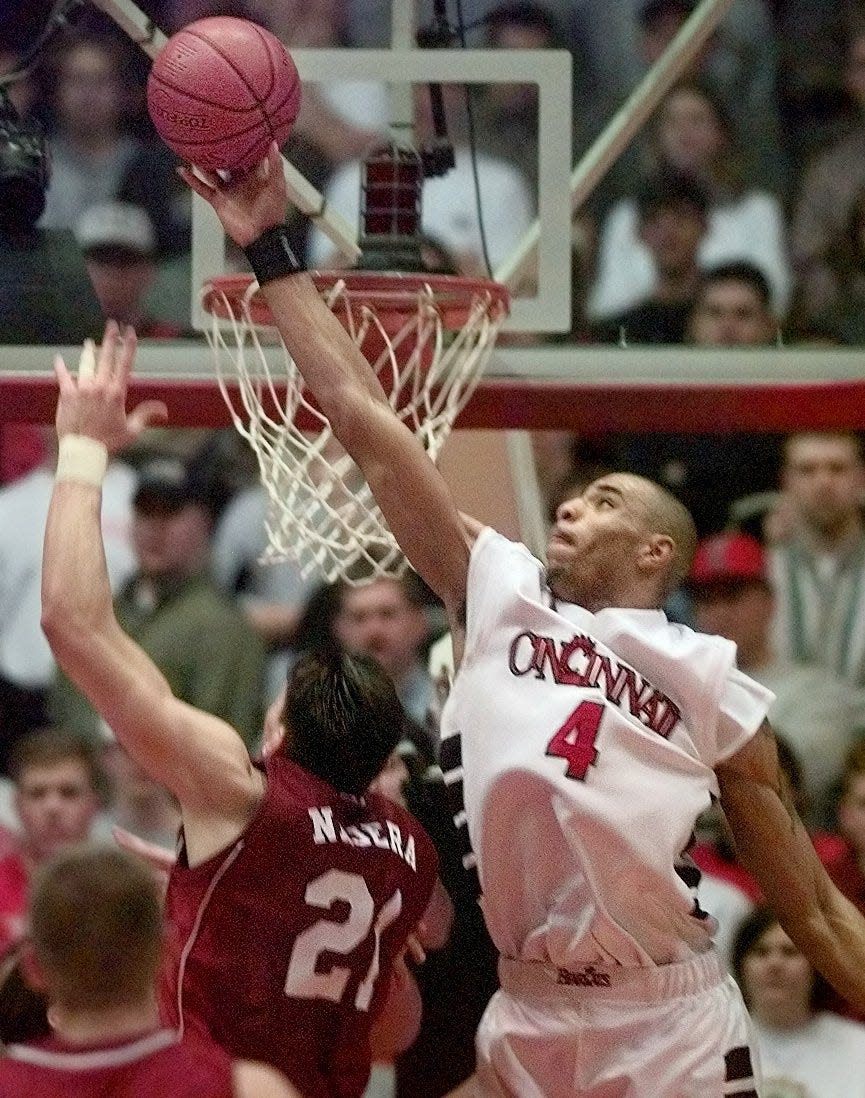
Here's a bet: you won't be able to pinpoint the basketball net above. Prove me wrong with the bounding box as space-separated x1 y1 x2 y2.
203 270 508 583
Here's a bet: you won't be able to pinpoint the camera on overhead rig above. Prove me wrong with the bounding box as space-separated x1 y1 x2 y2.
0 88 50 232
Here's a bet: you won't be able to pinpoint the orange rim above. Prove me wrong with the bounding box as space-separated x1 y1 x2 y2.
202 271 510 331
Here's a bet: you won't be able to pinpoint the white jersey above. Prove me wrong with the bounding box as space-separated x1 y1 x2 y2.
440 529 773 971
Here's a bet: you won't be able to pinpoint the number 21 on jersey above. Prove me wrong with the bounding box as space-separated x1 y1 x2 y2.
546 699 604 780
284 869 402 1010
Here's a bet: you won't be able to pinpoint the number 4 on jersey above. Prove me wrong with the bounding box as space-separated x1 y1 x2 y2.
546 700 603 780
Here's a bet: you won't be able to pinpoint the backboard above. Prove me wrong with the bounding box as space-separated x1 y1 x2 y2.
190 46 573 334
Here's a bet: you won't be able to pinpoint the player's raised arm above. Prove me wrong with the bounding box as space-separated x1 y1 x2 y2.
717 720 865 1009
180 145 473 625
41 323 262 821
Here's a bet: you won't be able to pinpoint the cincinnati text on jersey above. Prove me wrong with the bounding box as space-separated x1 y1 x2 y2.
308 807 418 871
507 629 682 739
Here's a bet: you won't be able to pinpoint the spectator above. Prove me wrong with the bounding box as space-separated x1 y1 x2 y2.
733 905 865 1098
768 431 865 688
687 259 779 346
334 572 440 757
0 845 299 1097
101 741 180 850
51 455 267 750
38 33 143 232
691 732 844 905
634 0 785 193
75 201 185 338
591 171 709 345
589 81 791 320
0 729 101 955
792 13 865 323
797 181 865 344
0 431 136 772
609 263 782 536
688 531 865 827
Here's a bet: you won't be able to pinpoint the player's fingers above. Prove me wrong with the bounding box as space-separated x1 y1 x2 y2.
127 400 169 437
256 153 271 182
77 338 98 382
53 354 76 393
177 165 217 200
95 321 120 381
268 141 282 174
116 325 138 383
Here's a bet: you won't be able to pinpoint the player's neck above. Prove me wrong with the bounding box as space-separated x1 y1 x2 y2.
48 994 160 1046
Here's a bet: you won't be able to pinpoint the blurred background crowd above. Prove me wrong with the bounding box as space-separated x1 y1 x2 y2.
5 2 865 1095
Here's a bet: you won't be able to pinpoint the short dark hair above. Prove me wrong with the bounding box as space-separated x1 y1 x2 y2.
697 261 772 309
635 170 709 223
731 904 829 1011
30 845 162 1011
485 2 565 47
283 648 404 796
9 728 102 793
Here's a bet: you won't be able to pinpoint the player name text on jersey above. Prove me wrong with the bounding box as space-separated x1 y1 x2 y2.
308 807 418 871
508 629 682 739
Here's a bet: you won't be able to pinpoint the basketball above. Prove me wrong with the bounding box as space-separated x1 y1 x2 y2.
146 16 301 173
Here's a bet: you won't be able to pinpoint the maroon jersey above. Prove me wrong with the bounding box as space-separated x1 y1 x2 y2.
160 754 438 1098
0 1028 233 1097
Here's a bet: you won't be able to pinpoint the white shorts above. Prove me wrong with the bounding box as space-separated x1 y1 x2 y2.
475 952 761 1098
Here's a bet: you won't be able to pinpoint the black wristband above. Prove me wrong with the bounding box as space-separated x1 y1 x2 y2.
243 224 304 286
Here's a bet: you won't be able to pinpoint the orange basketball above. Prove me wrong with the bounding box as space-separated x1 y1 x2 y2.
146 16 301 172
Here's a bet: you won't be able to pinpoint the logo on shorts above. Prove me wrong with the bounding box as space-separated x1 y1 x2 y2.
556 965 612 988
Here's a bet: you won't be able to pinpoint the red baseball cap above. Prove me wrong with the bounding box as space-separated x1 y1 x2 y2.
688 532 767 588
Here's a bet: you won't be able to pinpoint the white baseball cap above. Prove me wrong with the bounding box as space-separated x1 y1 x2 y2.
76 202 156 258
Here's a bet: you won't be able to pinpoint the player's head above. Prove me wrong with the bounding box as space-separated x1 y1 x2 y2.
27 845 162 1012
547 473 697 611
277 648 404 796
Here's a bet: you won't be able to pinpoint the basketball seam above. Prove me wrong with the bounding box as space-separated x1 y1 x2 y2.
147 77 296 130
184 27 270 111
149 73 261 114
249 21 277 103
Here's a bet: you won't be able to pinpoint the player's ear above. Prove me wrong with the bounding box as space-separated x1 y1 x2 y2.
639 533 674 573
261 717 287 758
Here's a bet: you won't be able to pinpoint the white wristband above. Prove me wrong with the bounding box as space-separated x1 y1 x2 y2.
56 435 109 487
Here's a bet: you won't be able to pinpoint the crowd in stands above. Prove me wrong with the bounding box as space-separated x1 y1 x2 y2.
6 2 865 1096
8 0 865 344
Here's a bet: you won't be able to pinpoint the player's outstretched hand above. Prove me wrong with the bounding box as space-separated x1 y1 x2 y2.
179 141 287 249
53 321 167 453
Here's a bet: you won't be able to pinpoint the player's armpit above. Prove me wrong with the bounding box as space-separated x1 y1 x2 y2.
717 719 865 1010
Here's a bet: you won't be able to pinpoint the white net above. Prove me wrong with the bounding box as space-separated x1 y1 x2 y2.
204 275 507 583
